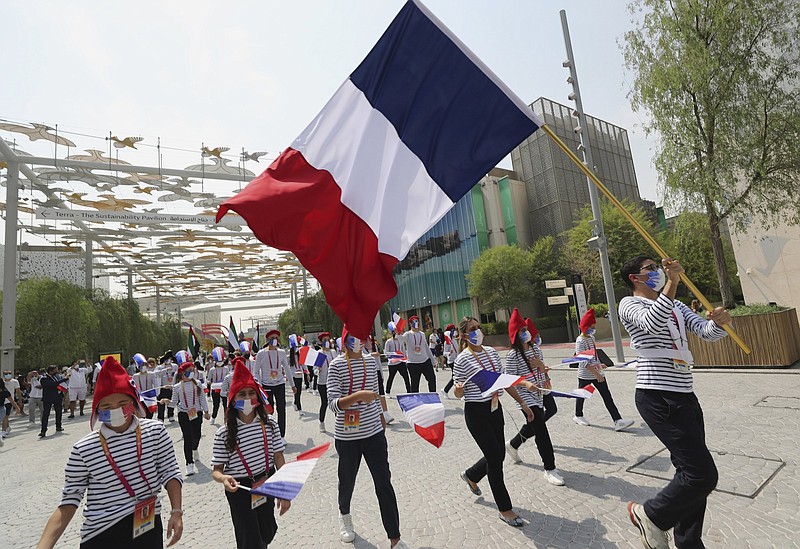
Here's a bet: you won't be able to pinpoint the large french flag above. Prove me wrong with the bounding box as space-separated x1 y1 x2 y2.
397 392 445 448
391 309 406 333
467 369 527 398
216 0 542 339
251 443 330 501
299 346 327 368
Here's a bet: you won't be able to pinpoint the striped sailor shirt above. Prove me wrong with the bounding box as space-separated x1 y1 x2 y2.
169 380 209 413
59 417 182 542
327 354 383 441
453 346 503 403
211 416 284 478
619 293 728 393
504 347 546 409
575 335 605 381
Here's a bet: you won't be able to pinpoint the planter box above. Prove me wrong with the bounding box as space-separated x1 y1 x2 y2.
687 308 800 367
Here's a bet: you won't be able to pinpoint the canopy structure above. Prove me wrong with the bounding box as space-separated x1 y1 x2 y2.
0 119 316 370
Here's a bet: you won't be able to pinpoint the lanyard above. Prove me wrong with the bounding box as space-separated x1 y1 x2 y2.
98 426 153 499
141 373 149 391
345 356 368 396
267 350 277 372
469 348 496 372
235 420 269 480
181 381 195 409
412 332 422 349
670 312 686 349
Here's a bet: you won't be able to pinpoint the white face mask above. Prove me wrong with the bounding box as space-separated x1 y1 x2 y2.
346 336 363 354
518 330 531 343
3 374 11 380
644 268 667 292
411 320 420 329
534 335 542 346
468 329 484 346
234 398 260 415
269 338 278 347
98 403 135 427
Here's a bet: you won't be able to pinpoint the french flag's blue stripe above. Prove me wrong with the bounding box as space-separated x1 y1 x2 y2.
349 0 540 202
253 480 303 501
468 369 499 393
397 392 440 411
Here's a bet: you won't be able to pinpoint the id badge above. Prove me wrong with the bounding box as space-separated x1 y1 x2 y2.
490 393 499 412
133 496 156 538
251 478 268 509
414 347 421 353
672 359 690 372
269 370 279 380
343 409 361 432
187 408 197 420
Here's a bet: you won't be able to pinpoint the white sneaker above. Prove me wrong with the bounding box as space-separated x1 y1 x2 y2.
186 463 195 476
573 416 590 427
319 421 326 433
505 441 521 463
440 390 450 400
628 502 671 549
162 418 169 426
390 540 410 549
281 437 287 446
210 417 216 425
293 404 298 412
383 411 394 425
543 469 565 486
615 418 635 432
168 416 175 423
338 513 355 543
192 450 200 462
298 410 305 418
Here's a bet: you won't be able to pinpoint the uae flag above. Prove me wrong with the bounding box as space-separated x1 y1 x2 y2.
188 326 200 358
217 0 541 339
228 316 239 353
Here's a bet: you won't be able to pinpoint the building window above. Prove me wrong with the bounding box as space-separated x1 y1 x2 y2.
479 311 497 325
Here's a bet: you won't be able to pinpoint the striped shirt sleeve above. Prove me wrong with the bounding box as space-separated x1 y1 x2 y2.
60 444 89 508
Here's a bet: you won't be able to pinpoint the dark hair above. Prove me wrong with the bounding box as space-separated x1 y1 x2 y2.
510 333 537 373
457 316 478 352
224 388 270 453
289 348 296 368
621 255 655 289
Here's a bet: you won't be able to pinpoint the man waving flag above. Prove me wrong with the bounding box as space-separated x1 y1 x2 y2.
217 0 542 338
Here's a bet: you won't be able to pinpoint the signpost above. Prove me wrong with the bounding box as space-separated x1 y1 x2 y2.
547 295 570 306
545 279 567 289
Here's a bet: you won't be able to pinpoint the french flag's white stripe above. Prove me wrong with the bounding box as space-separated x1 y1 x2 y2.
299 347 327 368
468 369 526 398
398 398 444 429
251 443 330 500
397 392 445 447
293 79 454 259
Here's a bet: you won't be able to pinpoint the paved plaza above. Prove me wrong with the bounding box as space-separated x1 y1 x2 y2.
2 346 799 548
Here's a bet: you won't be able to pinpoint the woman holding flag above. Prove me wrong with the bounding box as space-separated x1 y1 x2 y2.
37 356 183 549
503 309 565 486
212 360 289 549
133 356 158 419
288 343 306 418
164 352 209 477
383 322 411 397
254 330 292 439
207 348 230 425
441 324 458 398
453 316 536 528
327 327 406 548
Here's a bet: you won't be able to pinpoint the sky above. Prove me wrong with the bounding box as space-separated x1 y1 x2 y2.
0 0 661 325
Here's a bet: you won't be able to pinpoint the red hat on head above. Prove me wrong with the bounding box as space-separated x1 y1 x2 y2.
445 324 455 331
579 308 596 333
176 361 195 378
265 329 280 340
231 356 246 370
525 318 539 339
318 332 331 340
508 308 526 343
228 360 260 402
91 356 145 428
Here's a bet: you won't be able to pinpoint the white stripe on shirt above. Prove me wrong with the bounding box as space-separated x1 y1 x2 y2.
453 346 503 403
575 335 604 381
169 380 209 413
211 417 284 477
504 347 546 408
327 355 383 441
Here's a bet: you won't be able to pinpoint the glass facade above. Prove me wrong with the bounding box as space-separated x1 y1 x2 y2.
390 190 480 312
511 97 643 240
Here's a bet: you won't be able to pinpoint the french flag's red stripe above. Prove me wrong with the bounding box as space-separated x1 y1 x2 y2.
414 422 445 449
218 148 398 339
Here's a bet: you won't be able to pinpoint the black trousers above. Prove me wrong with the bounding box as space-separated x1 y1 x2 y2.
443 364 455 393
262 384 286 437
177 411 203 464
292 377 303 411
318 384 328 422
575 378 622 421
41 397 63 433
509 407 556 470
637 389 718 549
408 359 436 393
211 391 227 418
305 370 317 390
376 368 385 396
225 473 277 549
543 393 558 422
335 431 400 540
80 514 163 549
157 388 174 420
385 363 410 393
464 401 512 512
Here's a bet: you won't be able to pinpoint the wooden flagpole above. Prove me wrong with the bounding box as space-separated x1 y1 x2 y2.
540 124 751 354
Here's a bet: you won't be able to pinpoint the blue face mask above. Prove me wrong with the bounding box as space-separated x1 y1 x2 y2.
585 328 596 337
518 330 532 343
645 268 667 292
411 320 420 329
534 335 542 346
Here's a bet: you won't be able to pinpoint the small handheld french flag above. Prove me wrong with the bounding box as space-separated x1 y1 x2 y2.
139 387 159 412
397 392 445 448
467 369 526 398
251 443 331 501
299 347 327 368
391 309 406 333
288 334 306 349
542 385 596 400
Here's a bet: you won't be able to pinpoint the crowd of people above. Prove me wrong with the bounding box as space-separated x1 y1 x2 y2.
10 256 732 549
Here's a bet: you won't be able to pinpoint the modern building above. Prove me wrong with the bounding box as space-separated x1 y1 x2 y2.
0 243 110 291
389 168 530 328
511 97 645 240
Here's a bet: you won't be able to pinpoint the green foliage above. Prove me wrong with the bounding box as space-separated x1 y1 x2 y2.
729 303 788 317
482 321 509 336
530 316 566 330
466 245 537 313
527 236 562 300
563 199 663 302
624 0 800 306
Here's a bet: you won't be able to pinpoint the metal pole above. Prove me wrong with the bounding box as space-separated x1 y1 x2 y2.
560 10 625 362
85 236 93 291
155 286 161 325
127 269 133 301
1 162 20 374
302 267 308 299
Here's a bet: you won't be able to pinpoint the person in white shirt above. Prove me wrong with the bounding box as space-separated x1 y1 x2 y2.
401 316 437 393
315 332 337 433
2 370 22 433
441 324 458 398
254 330 292 438
619 256 730 549
165 353 209 476
132 357 159 420
66 361 90 419
383 323 411 396
156 355 177 425
428 331 440 371
27 369 45 424
207 351 230 424
37 356 183 549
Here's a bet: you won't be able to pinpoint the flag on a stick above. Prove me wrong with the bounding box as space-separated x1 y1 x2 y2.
250 443 331 500
216 0 542 339
299 346 327 368
397 392 445 448
467 369 526 398
228 316 239 353
541 385 596 400
390 309 407 333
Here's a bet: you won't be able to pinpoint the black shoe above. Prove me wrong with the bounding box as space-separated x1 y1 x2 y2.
56 427 65 432
68 414 74 419
38 432 46 437
79 411 85 416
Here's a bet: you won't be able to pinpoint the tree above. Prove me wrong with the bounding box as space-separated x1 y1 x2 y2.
527 236 563 300
668 211 742 301
624 0 800 307
466 245 536 315
563 199 662 302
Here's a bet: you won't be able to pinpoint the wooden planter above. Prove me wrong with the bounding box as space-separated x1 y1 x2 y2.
687 308 800 367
